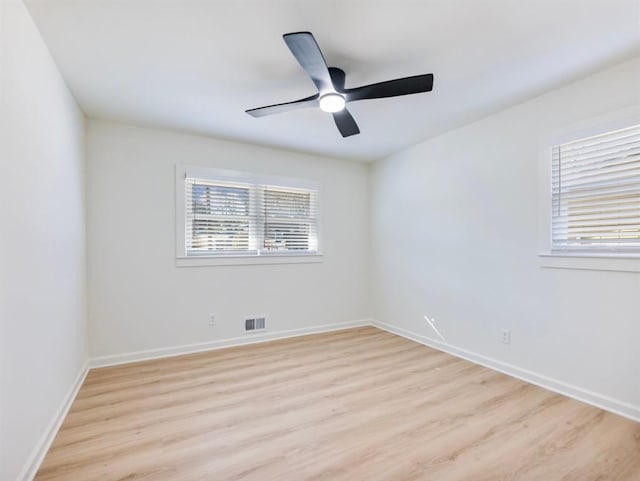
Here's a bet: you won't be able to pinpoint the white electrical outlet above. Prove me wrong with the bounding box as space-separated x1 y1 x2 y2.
208 313 216 326
501 329 511 344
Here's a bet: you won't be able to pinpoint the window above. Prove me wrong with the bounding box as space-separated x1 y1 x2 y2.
187 180 253 254
177 166 320 263
551 123 640 254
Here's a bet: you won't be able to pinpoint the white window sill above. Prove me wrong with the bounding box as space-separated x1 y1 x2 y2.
176 253 324 267
538 252 640 273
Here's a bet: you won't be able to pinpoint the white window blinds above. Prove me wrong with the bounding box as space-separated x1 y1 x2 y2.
263 187 318 252
184 174 319 257
551 123 640 252
186 179 255 255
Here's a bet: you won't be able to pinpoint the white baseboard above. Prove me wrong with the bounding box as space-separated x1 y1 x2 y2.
372 320 640 423
90 319 373 368
17 359 89 481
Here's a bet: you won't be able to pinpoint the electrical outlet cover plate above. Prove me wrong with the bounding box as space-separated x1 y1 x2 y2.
501 329 511 344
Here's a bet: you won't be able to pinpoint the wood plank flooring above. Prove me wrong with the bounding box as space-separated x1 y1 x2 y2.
35 327 640 481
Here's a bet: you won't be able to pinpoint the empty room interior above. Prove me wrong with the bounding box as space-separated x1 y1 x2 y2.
2 0 640 480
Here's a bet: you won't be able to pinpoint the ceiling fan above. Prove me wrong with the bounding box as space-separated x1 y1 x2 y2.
246 31 434 137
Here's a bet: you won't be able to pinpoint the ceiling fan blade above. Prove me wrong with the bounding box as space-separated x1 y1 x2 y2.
283 32 334 94
246 94 319 117
329 67 346 91
332 108 360 137
344 74 433 102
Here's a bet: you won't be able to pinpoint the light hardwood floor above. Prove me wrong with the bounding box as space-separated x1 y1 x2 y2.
36 327 640 481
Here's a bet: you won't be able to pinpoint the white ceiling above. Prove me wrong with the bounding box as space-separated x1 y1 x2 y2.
25 0 640 162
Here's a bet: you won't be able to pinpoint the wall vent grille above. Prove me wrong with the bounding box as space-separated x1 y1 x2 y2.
245 316 266 332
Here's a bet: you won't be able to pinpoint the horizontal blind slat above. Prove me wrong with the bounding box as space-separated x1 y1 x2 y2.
551 157 640 183
552 182 640 198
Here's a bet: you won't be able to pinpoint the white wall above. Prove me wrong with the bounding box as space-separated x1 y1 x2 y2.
0 1 88 480
86 120 370 359
370 57 640 415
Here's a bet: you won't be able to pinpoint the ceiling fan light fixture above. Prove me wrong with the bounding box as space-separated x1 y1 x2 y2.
319 93 346 113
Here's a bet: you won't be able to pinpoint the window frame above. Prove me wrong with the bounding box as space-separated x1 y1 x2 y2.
176 165 323 267
538 107 640 272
